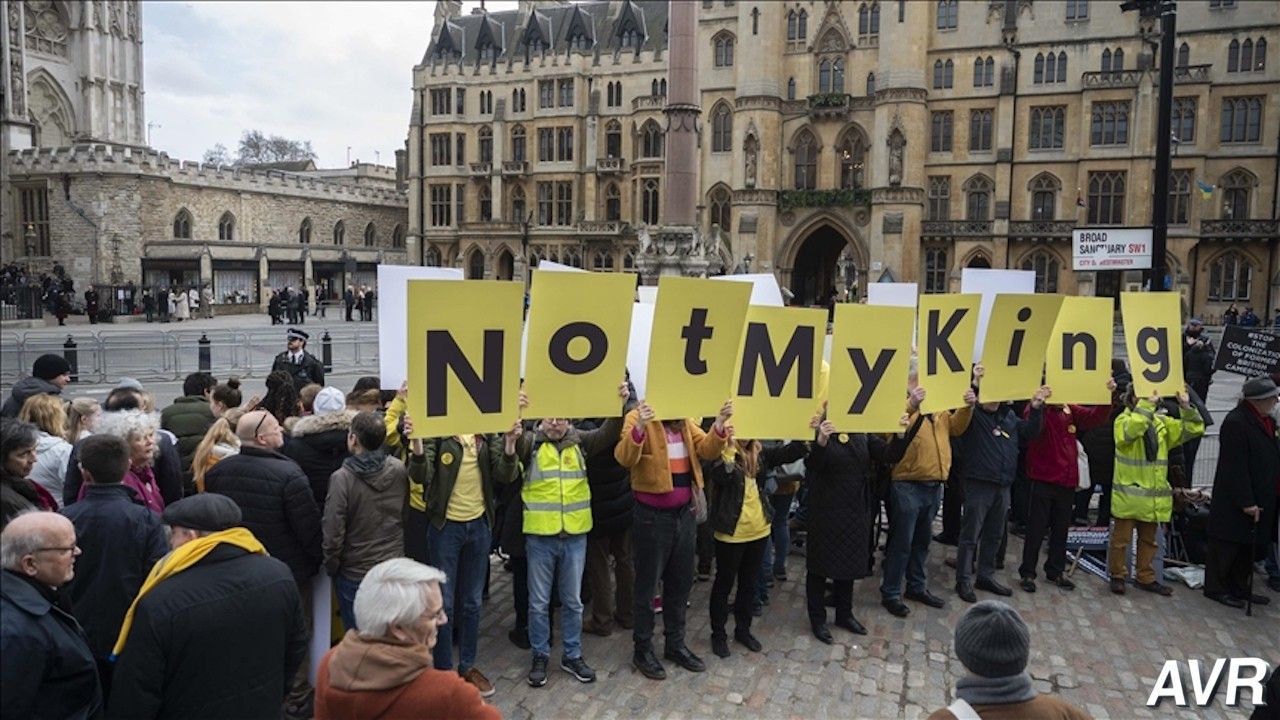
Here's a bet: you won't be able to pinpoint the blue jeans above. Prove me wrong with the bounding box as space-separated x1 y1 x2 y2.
335 575 362 631
526 534 587 660
880 481 943 601
427 517 491 672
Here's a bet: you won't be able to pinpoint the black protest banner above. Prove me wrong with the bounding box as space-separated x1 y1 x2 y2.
1213 325 1280 377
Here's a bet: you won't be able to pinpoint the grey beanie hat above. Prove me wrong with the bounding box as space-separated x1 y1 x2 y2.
954 600 1031 678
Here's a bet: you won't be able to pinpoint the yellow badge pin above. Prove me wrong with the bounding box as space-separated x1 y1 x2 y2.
441 451 455 465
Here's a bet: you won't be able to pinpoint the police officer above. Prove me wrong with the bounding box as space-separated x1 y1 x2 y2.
270 328 324 390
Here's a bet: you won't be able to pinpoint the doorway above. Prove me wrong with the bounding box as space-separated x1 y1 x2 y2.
791 223 853 307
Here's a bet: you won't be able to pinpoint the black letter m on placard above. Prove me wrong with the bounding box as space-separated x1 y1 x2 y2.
736 323 815 397
425 330 504 416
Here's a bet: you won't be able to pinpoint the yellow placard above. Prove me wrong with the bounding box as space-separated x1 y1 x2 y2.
645 276 751 420
730 306 826 440
1121 291 1185 398
979 294 1064 403
523 270 636 419
918 293 981 413
827 304 914 432
1045 296 1114 405
406 279 524 438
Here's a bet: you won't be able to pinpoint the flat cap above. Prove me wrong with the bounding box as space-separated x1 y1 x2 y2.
162 494 242 532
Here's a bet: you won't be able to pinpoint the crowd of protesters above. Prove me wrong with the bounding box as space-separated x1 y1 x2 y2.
1 315 1277 720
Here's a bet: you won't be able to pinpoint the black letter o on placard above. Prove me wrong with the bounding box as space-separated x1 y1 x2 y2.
549 322 608 375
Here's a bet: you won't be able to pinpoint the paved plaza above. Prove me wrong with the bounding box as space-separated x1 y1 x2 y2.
2 315 1275 718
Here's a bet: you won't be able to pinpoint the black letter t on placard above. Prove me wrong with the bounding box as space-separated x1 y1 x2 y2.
681 308 713 375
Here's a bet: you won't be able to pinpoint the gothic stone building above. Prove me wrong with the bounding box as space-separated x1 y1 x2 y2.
2 1 408 312
411 0 1278 319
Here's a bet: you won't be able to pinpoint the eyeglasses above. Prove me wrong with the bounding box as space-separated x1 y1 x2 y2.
253 413 274 438
35 546 77 555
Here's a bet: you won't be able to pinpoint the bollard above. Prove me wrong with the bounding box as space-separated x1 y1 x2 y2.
198 334 212 374
322 330 333 374
62 335 78 384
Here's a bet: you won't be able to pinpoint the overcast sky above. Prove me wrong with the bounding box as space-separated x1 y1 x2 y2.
144 1 516 169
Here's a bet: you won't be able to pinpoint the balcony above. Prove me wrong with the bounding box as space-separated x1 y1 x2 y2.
579 220 631 234
1173 64 1212 84
777 188 871 212
468 162 491 177
921 220 992 238
1200 219 1279 239
1008 220 1075 239
631 95 665 112
460 221 522 232
500 161 527 175
596 157 626 174
1081 69 1143 89
806 93 873 119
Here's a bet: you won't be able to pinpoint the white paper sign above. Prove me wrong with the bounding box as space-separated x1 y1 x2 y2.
1072 227 1153 271
710 273 785 307
537 260 587 273
637 286 659 304
627 303 655 400
960 268 1036 362
377 265 464 389
867 282 919 308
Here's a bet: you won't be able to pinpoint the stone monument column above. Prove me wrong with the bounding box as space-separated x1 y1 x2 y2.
637 0 708 280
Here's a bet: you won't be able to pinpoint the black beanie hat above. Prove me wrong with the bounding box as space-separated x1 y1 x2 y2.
32 354 72 381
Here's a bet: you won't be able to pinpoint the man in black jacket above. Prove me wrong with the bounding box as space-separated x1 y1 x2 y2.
108 494 308 720
205 410 321 717
1 511 102 720
271 328 325 391
60 434 168 700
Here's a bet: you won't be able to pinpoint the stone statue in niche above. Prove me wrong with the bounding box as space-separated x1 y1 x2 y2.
743 134 758 188
887 128 905 187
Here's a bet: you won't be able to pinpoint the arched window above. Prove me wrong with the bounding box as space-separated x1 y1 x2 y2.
218 212 235 241
964 176 992 221
173 209 192 239
1056 51 1067 82
821 60 832 92
713 33 735 67
623 250 636 270
641 179 660 224
1209 252 1252 301
467 248 485 279
511 124 527 162
838 130 866 190
1112 48 1123 71
928 176 951 220
1034 52 1045 84
1257 38 1268 71
1021 252 1060 293
974 56 985 87
564 249 583 269
479 185 492 221
1221 170 1254 219
298 217 312 244
923 247 949 293
660 79 667 95
364 223 376 247
425 244 442 267
1177 42 1190 68
593 250 615 271
1228 39 1239 72
511 185 527 222
641 121 664 158
1102 48 1113 72
651 78 659 96
391 224 405 249
512 88 520 111
1241 39 1254 72
793 130 817 190
787 77 796 100
712 104 733 152
870 2 880 33
787 10 798 41
798 10 807 39
1045 52 1057 82
1031 174 1059 220
333 220 345 245
832 59 845 92
866 72 876 96
934 60 945 88
708 186 731 233
605 120 622 158
478 127 492 163
933 59 953 89
605 183 621 221
936 0 958 30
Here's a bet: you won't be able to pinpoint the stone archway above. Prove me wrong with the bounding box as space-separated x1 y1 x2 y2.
496 247 514 280
781 216 865 306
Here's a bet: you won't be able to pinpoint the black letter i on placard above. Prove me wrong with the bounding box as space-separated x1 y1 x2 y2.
1007 307 1032 366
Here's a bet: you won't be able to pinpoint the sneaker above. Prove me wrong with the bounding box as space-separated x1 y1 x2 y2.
528 655 549 687
652 596 663 614
561 656 597 683
462 667 496 698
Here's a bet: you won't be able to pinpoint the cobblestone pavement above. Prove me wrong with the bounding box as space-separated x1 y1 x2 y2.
471 534 1276 720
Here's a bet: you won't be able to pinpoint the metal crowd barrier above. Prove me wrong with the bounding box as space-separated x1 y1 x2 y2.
0 328 381 385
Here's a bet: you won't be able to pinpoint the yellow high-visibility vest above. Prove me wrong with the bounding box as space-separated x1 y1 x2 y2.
522 441 593 536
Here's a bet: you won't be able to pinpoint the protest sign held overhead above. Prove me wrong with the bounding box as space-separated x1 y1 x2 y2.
1214 325 1280 378
523 270 636 419
405 279 524 437
979 294 1064 403
1045 296 1115 405
827 304 915 432
1121 291 1184 398
731 305 826 440
918 294 981 414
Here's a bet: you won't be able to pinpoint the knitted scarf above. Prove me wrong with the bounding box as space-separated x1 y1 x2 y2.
110 527 266 659
955 671 1037 706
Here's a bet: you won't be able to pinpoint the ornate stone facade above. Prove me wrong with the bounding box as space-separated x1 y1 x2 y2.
407 0 1277 316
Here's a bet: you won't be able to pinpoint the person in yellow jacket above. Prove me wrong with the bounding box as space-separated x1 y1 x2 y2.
880 367 976 619
513 382 629 689
1109 383 1203 596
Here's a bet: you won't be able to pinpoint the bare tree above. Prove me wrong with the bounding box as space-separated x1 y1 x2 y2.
202 130 318 166
202 143 232 165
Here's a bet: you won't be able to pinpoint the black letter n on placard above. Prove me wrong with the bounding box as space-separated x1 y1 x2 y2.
737 323 815 397
1136 326 1170 383
425 329 504 416
1061 332 1098 371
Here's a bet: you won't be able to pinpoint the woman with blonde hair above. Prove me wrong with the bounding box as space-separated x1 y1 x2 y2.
85 409 165 512
191 417 240 493
18 394 73 506
65 396 100 441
